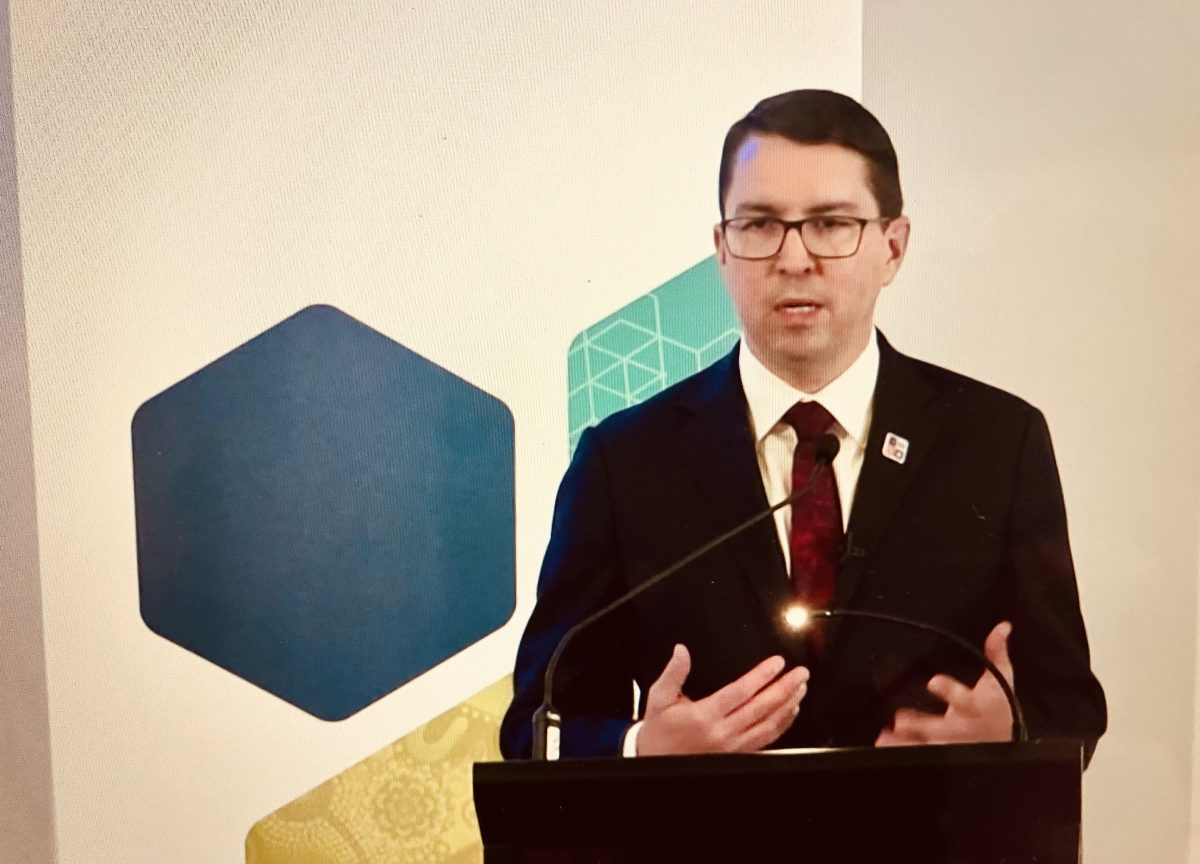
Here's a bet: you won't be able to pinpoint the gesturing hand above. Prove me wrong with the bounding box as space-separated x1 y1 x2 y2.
875 621 1015 748
636 644 809 756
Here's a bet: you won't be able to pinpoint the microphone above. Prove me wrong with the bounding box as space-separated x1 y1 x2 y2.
813 432 840 465
532 433 840 759
781 605 1028 742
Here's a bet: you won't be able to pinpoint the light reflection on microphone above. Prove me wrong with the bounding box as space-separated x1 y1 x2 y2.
782 603 811 631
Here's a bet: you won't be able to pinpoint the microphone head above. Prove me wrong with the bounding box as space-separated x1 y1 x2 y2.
816 433 840 463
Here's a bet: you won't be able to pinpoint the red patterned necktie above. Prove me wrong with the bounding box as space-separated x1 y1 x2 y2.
783 401 843 611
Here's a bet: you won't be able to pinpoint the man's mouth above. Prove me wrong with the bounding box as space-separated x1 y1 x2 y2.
777 299 822 314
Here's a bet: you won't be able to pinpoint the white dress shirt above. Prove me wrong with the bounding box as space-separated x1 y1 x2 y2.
738 334 879 567
624 334 880 756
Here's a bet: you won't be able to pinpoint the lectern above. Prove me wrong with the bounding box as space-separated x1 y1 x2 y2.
474 739 1081 863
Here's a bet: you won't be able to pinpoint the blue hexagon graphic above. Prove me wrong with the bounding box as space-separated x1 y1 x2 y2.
132 304 515 721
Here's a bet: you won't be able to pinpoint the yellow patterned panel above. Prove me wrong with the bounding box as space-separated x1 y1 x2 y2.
246 677 511 864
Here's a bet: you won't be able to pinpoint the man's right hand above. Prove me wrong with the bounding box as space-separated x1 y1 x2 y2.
636 644 809 756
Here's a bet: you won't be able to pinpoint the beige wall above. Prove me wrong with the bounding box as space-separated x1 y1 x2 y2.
864 2 1200 861
1195 521 1200 864
0 0 56 860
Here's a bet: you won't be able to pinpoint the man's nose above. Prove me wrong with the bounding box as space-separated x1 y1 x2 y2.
776 225 817 271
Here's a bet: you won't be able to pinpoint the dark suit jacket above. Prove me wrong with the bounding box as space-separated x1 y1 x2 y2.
501 335 1106 762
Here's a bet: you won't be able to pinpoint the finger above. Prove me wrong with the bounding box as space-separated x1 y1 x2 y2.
736 691 805 751
732 680 809 751
875 721 928 747
875 728 913 747
926 674 973 709
645 644 691 710
723 666 809 734
983 621 1015 684
708 654 787 716
890 708 943 744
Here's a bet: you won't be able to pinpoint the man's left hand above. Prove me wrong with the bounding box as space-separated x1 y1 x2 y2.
875 621 1014 747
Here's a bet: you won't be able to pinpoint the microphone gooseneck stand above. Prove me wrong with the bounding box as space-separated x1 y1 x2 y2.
803 608 1028 743
532 434 841 760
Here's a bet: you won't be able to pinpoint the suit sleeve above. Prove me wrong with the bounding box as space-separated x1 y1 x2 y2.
1005 408 1107 764
500 427 637 759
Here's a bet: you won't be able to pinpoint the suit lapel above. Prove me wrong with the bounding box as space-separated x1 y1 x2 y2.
672 349 793 622
837 334 948 610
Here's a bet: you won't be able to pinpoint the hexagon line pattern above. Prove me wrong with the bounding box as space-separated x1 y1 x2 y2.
567 256 740 452
132 304 515 722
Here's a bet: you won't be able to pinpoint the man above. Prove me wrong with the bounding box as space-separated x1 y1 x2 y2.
501 90 1106 762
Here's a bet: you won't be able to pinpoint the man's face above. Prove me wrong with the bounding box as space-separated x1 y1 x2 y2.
714 134 909 389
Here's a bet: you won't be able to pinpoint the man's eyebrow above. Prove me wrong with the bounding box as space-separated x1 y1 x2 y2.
804 201 862 215
733 202 784 216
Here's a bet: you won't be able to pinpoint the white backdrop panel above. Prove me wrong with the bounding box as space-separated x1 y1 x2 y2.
9 2 861 861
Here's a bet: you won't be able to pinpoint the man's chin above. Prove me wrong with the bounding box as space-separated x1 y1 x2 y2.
770 335 832 368
751 343 838 391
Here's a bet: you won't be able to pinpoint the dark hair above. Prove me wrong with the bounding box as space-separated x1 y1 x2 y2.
718 89 902 219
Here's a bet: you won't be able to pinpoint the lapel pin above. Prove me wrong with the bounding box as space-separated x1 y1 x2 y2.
882 432 909 465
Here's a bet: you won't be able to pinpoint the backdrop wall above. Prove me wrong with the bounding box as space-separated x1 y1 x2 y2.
2 2 861 860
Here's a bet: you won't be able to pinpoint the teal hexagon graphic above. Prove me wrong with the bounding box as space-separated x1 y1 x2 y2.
567 257 739 451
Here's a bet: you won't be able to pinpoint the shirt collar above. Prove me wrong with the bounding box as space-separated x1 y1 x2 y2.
738 332 879 447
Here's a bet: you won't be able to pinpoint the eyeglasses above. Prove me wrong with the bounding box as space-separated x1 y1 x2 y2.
720 215 891 260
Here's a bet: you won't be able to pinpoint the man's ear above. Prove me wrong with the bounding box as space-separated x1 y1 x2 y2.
713 223 726 265
881 215 910 284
